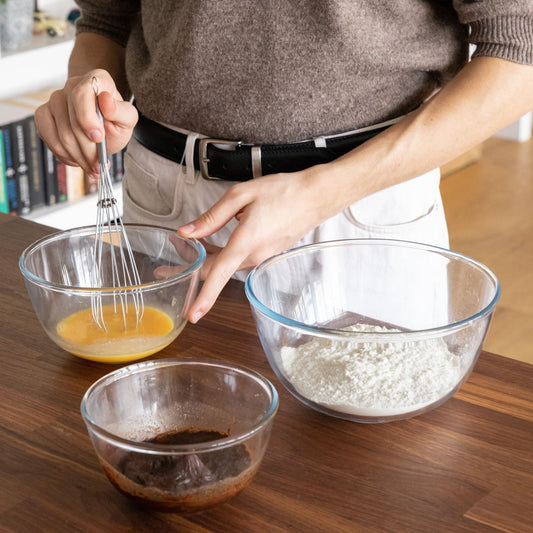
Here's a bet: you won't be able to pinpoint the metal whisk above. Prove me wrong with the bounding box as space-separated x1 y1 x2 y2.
91 77 144 331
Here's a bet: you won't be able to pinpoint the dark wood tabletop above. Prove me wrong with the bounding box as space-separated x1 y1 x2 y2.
1 213 532 533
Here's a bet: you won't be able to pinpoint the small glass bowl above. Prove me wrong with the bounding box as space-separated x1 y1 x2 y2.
80 358 278 512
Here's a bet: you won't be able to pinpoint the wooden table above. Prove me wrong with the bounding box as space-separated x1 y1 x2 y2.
1 213 532 533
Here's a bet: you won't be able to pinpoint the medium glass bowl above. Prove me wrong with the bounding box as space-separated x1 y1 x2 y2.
19 224 205 363
245 239 500 423
80 358 279 512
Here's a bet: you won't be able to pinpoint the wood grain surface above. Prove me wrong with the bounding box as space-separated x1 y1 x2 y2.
442 136 533 364
1 213 532 533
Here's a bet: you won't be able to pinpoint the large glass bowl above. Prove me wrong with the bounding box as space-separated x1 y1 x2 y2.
19 224 205 363
245 239 500 423
80 358 278 512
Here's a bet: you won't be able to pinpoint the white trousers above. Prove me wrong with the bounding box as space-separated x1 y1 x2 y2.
122 135 449 281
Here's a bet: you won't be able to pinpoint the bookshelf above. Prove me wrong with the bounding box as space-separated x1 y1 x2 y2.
25 181 122 230
0 0 125 230
0 38 73 101
0 94 125 229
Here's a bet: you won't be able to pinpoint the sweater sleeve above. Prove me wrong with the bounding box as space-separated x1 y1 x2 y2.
74 0 141 47
453 1 533 65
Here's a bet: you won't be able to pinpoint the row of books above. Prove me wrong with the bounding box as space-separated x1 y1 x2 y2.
0 90 124 216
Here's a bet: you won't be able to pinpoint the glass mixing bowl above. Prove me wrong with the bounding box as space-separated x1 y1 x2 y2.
245 239 500 423
19 224 205 363
80 358 279 512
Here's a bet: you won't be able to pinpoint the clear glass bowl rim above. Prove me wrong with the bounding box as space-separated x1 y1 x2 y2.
19 223 206 292
245 238 501 341
80 357 279 455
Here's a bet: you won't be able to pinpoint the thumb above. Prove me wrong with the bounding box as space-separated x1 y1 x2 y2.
98 91 138 131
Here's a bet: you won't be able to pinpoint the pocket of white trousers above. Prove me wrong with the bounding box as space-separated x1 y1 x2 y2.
347 201 439 234
122 140 185 222
345 169 442 235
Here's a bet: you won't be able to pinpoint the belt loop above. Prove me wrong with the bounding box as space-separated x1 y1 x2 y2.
184 133 199 184
314 136 327 148
251 146 262 178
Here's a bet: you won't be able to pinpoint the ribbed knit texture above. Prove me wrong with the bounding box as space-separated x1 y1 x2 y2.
75 1 533 144
470 16 533 64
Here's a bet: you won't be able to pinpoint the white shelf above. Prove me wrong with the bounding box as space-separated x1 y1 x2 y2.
0 39 73 99
24 182 123 230
0 0 75 99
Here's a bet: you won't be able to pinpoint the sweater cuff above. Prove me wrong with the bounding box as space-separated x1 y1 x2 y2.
75 14 136 49
469 16 533 65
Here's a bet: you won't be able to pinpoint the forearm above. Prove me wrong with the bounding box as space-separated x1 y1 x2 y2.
68 32 130 98
326 56 533 212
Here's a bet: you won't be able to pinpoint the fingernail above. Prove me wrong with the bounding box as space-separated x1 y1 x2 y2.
190 310 203 323
89 129 102 142
180 223 196 235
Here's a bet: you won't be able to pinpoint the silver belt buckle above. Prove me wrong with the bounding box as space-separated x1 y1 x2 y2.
198 138 242 180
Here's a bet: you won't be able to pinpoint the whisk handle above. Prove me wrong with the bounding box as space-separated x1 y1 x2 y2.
96 138 108 164
94 93 108 164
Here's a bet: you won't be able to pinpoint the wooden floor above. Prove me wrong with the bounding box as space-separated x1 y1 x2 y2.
441 136 533 365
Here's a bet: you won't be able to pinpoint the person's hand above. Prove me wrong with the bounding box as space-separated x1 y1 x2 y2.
34 68 138 181
178 166 340 322
152 234 219 279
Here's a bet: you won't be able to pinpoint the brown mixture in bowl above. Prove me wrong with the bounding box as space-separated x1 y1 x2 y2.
100 428 256 512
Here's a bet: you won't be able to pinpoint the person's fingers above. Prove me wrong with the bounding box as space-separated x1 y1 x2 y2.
67 71 135 153
167 233 205 265
81 91 139 154
178 184 249 239
187 227 251 323
93 92 138 155
67 82 110 170
198 238 222 255
34 70 134 177
35 95 95 174
98 91 138 130
67 73 108 143
66 100 103 176
154 235 221 281
178 174 319 322
34 104 77 166
69 86 136 174
196 240 223 281
153 265 188 279
38 80 99 175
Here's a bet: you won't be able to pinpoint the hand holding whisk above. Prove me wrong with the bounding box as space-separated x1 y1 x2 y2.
91 77 144 331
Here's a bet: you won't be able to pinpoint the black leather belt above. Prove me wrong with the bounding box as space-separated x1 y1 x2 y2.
133 113 398 181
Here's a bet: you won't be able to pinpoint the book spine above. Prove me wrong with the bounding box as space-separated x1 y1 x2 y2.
41 141 57 205
0 130 9 213
84 170 98 195
26 116 46 209
55 158 68 203
66 165 85 202
11 120 31 215
1 125 18 215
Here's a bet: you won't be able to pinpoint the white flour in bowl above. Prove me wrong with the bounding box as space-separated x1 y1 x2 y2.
280 324 463 417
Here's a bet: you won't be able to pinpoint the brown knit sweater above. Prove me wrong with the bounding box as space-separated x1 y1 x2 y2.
75 1 533 144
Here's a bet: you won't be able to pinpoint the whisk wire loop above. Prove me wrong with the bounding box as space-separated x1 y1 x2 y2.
90 77 144 331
